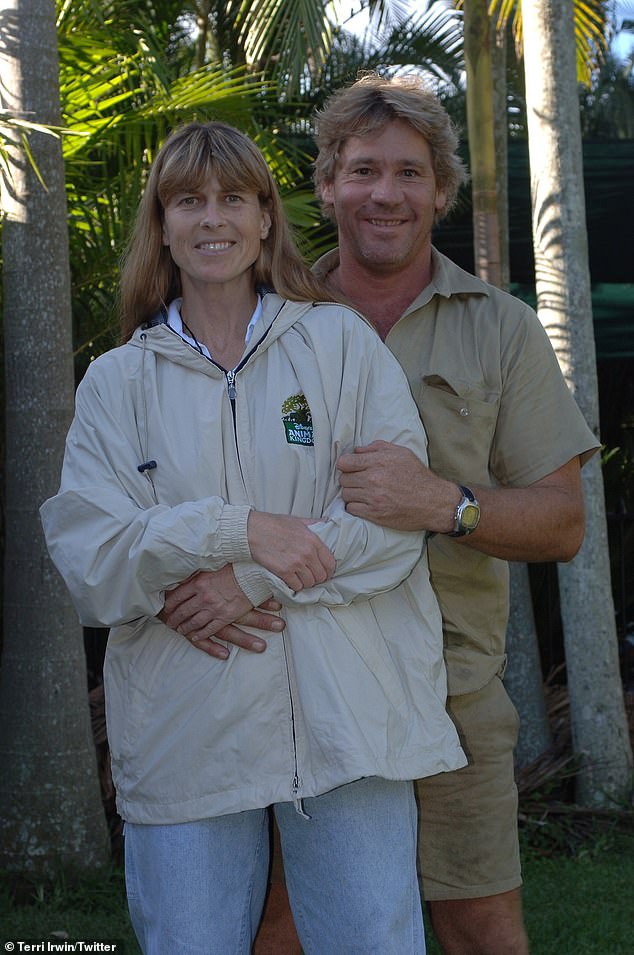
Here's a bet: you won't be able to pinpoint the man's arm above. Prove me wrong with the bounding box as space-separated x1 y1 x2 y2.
337 440 585 563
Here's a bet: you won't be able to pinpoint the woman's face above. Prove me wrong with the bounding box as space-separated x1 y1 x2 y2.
161 172 271 298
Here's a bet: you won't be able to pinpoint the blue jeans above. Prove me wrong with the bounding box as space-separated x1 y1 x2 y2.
124 776 425 954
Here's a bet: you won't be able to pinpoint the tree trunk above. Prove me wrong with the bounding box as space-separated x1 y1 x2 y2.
464 1 551 763
521 0 633 806
463 0 502 287
490 19 510 291
504 563 553 767
195 0 211 68
0 0 109 870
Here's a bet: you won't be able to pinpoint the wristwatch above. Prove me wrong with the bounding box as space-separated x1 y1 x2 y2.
449 485 480 537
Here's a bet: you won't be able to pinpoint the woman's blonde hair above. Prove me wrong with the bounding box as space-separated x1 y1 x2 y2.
313 73 468 223
120 121 334 339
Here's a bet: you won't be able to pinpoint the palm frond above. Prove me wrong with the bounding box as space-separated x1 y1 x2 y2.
237 0 336 92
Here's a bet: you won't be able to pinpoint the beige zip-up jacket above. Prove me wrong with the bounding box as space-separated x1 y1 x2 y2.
41 293 466 824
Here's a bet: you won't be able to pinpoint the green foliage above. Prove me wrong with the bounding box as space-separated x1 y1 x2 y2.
519 798 634 857
580 52 634 139
0 115 66 191
1 0 623 374
0 864 140 952
40 0 469 370
330 3 464 93
603 444 634 513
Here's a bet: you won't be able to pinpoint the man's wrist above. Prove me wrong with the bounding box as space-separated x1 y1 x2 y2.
427 484 481 538
448 485 481 537
426 483 462 537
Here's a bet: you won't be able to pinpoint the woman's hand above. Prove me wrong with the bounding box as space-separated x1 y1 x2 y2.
247 511 336 591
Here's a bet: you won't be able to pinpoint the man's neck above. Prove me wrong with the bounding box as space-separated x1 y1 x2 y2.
327 250 433 341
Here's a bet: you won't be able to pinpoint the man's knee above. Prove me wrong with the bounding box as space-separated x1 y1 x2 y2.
427 890 529 955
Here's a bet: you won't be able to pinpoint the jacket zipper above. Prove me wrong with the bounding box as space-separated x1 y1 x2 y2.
193 303 306 813
281 630 310 818
226 369 238 429
219 299 289 477
226 369 237 401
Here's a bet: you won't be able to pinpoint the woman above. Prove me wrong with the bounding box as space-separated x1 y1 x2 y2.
40 121 465 955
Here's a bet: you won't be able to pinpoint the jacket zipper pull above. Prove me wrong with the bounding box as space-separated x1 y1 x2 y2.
292 775 311 819
226 370 237 400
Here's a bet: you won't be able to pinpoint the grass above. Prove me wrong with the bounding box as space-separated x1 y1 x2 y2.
0 865 141 954
424 826 634 955
520 829 634 955
2 828 633 954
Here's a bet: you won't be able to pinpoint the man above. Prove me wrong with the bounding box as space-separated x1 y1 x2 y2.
162 74 599 953
306 73 599 954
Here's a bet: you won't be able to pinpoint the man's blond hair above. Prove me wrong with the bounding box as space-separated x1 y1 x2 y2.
313 73 467 222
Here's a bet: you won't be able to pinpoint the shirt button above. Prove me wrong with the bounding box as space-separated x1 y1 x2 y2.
460 407 470 417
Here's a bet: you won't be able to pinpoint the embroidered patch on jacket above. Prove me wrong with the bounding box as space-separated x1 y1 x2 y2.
282 394 314 446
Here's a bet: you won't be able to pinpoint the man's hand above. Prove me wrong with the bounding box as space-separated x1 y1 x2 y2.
337 440 457 533
159 566 284 660
338 442 585 563
247 511 336 591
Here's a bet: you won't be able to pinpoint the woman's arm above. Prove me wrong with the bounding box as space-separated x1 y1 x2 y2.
40 362 251 628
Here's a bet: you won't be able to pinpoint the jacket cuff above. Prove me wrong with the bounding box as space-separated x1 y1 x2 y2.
217 505 253 563
233 561 275 607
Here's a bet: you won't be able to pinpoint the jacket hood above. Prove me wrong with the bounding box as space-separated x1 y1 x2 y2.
129 293 317 374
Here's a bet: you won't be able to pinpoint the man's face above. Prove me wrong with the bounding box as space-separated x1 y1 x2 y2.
320 120 447 273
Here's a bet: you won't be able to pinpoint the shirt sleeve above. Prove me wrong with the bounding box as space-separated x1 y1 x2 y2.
492 301 599 487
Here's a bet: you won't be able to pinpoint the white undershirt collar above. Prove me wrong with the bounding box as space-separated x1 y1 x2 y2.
166 296 263 365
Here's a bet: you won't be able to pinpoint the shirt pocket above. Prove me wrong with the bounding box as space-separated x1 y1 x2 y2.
418 375 500 485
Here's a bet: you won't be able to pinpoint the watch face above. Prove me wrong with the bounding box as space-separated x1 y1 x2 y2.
461 503 480 530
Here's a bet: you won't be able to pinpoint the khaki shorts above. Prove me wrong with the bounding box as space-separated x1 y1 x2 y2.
415 675 522 901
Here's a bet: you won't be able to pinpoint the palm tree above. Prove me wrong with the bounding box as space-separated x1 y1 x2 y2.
463 0 503 285
0 0 109 872
456 0 633 779
521 0 633 806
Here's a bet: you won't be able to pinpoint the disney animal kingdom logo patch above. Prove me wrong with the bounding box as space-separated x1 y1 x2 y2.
281 393 314 446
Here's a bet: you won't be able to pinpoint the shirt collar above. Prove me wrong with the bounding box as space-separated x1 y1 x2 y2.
166 296 263 360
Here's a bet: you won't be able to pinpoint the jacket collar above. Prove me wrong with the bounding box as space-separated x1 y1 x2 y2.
132 293 315 372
